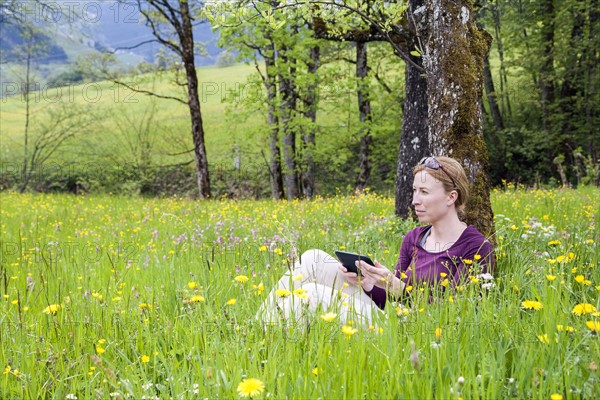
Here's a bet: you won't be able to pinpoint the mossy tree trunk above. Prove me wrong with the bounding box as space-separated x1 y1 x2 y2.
394 0 430 219
421 0 495 239
309 2 495 236
279 41 300 200
355 42 372 192
265 37 285 200
301 45 320 198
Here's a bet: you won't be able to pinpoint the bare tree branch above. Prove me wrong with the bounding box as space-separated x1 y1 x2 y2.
136 0 182 56
112 79 187 104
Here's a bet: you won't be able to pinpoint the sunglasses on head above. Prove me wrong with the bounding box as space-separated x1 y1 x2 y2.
419 156 456 187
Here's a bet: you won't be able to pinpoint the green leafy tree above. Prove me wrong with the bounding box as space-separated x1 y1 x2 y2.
209 1 325 199
301 0 495 236
478 0 599 186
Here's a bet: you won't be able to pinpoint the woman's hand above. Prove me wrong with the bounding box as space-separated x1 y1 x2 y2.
357 260 405 296
337 261 382 292
337 263 361 287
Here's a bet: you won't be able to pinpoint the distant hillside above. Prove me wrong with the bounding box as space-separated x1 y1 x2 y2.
0 23 69 63
0 1 221 67
92 1 221 66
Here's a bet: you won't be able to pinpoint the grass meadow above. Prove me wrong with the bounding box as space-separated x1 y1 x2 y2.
0 62 378 173
0 186 598 399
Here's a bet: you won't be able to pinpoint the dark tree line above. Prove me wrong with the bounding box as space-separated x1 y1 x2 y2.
478 0 599 186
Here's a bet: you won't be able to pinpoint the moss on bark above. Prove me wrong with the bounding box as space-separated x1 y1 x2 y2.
426 0 496 242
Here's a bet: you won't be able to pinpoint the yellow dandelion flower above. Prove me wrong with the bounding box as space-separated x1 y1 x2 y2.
312 367 320 376
292 274 303 281
293 288 307 296
140 355 150 363
96 347 106 354
551 394 563 400
237 378 265 398
537 334 550 344
275 289 291 298
575 275 585 283
441 278 449 288
259 245 268 252
188 281 197 289
556 325 575 332
448 296 454 303
226 298 236 305
341 325 358 337
189 295 205 303
521 300 543 310
547 240 561 246
320 312 337 322
572 303 597 315
252 282 265 295
234 275 249 283
98 339 106 344
463 259 473 265
469 276 479 283
395 306 410 316
586 321 600 332
435 327 442 341
474 254 482 261
440 272 448 278
43 304 61 315
546 275 557 281
3 366 11 375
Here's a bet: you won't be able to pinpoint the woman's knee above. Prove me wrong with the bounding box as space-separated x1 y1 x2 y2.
300 249 336 268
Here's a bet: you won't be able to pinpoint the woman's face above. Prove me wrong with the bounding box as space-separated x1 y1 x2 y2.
412 171 455 224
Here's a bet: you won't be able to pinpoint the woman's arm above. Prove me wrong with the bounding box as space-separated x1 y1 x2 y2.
361 230 416 309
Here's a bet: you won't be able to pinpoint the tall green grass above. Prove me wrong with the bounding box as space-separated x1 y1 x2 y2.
1 187 598 398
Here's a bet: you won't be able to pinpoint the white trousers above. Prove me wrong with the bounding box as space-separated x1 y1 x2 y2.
256 249 379 326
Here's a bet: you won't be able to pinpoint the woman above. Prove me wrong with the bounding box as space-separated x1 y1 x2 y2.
257 156 494 325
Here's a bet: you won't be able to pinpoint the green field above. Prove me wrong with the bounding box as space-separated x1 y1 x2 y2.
1 57 406 195
1 64 263 164
0 60 395 165
1 187 598 398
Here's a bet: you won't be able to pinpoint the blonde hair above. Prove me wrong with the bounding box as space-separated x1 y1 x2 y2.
413 156 470 214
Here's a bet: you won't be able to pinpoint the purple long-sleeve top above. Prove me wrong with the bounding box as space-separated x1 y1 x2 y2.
365 225 495 309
